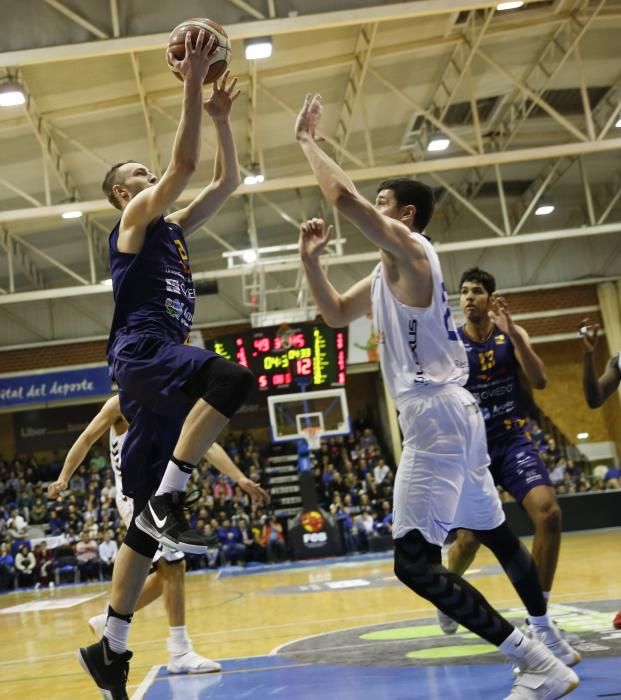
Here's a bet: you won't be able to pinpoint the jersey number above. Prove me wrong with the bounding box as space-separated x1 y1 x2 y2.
174 239 188 260
478 350 495 371
441 283 459 341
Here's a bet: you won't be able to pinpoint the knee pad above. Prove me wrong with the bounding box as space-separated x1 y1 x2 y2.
188 357 255 418
125 520 159 559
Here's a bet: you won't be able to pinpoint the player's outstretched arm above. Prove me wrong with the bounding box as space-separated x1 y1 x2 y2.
579 318 621 408
490 295 547 390
119 31 216 252
47 396 122 499
295 94 421 259
299 218 372 327
205 443 270 505
167 71 241 236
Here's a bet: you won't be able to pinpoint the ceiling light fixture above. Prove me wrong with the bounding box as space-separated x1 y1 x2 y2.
576 432 589 440
243 163 265 186
535 204 555 216
100 278 113 286
242 249 257 264
0 80 26 108
62 210 83 219
496 1 525 10
427 137 450 152
244 37 272 60
616 117 621 128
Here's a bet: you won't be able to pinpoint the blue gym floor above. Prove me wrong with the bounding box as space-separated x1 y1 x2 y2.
138 654 621 699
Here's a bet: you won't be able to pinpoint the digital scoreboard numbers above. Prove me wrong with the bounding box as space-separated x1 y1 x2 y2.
208 324 347 392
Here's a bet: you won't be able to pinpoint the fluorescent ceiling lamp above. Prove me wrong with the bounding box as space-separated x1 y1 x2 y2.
427 137 450 152
242 249 257 264
576 432 589 440
245 38 272 60
62 210 83 219
616 117 621 128
243 164 265 186
100 278 113 286
496 1 524 10
0 82 25 107
534 204 555 216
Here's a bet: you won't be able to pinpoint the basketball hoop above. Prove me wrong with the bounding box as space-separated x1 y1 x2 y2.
301 426 322 451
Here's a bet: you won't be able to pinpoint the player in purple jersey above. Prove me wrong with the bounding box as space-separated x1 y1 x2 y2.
437 269 577 657
579 317 621 630
77 32 253 700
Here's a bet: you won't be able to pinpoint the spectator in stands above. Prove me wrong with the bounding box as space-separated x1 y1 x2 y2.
260 516 286 563
373 458 391 485
29 497 48 526
75 531 101 582
353 507 375 553
15 543 36 587
98 529 118 580
6 507 28 537
100 477 116 503
213 475 234 500
0 542 15 591
548 457 566 486
217 518 245 566
34 541 54 588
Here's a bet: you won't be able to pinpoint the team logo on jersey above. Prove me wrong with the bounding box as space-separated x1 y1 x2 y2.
165 297 184 320
495 334 506 345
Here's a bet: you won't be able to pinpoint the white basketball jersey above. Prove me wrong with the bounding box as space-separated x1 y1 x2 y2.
110 425 134 527
371 233 469 406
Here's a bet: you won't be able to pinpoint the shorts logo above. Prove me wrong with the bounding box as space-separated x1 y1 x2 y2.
165 297 184 320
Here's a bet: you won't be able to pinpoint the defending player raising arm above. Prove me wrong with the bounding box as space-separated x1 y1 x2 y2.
48 395 268 505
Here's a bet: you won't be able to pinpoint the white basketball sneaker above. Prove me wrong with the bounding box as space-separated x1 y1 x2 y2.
524 621 582 667
504 639 579 699
167 650 222 674
87 613 107 638
436 608 459 635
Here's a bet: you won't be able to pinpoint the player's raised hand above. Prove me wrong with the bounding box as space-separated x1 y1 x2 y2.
238 476 271 506
48 478 68 500
299 218 334 262
489 294 517 337
204 70 240 121
578 317 599 353
167 30 217 85
295 93 323 142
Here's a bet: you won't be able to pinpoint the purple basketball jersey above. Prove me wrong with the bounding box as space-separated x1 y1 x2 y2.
457 324 526 440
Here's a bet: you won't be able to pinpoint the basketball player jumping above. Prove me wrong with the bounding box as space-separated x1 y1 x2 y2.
77 31 255 699
436 268 577 663
294 93 579 698
580 317 621 630
48 395 269 675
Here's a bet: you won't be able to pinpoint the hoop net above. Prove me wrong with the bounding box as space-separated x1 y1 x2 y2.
301 426 322 451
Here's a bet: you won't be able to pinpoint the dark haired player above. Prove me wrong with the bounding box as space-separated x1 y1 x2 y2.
580 317 621 629
294 93 578 698
77 32 254 699
436 267 580 667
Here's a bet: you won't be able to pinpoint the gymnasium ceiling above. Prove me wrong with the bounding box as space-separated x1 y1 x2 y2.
0 0 620 348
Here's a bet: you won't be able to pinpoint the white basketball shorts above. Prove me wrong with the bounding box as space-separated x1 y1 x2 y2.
392 383 505 545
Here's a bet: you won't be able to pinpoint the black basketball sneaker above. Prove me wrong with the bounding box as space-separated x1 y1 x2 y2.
77 636 132 700
135 491 208 553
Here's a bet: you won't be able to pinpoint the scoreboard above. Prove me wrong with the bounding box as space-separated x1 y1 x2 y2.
206 324 347 391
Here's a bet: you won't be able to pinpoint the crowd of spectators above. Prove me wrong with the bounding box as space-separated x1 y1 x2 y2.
0 418 618 593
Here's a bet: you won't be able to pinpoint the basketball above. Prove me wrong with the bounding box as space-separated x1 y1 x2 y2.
167 18 231 84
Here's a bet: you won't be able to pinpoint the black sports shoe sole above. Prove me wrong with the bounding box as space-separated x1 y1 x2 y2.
134 511 207 554
77 648 115 700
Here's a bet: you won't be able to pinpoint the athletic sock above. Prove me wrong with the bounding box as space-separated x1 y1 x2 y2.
155 457 195 496
499 628 527 659
528 612 552 628
168 625 192 655
104 605 133 654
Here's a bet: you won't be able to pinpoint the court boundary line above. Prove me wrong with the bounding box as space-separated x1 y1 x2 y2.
131 664 159 700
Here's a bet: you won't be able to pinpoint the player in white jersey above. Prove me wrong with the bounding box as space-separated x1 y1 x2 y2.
580 318 621 630
294 93 579 699
49 395 269 675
